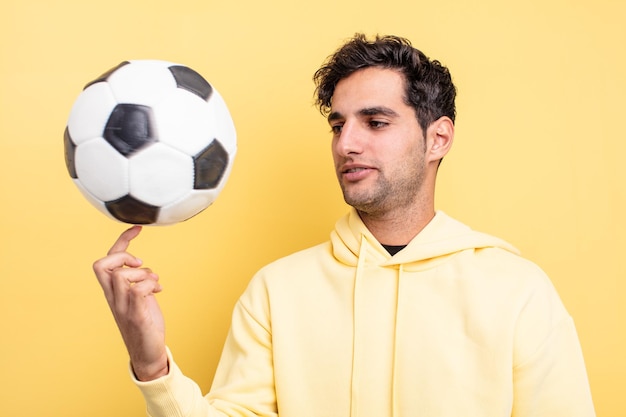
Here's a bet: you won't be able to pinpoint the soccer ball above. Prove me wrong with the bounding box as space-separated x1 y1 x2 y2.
63 60 236 225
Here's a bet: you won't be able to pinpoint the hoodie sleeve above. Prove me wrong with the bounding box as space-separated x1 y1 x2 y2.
133 348 215 417
204 291 278 416
511 274 595 417
133 274 278 417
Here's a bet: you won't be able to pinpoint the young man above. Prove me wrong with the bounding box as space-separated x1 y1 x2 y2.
94 34 595 416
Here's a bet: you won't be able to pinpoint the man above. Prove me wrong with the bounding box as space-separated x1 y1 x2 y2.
94 34 595 416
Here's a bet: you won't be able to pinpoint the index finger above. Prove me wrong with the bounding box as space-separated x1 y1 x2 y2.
107 225 143 256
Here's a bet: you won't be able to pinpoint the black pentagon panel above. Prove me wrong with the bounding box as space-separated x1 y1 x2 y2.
83 61 130 90
169 65 213 101
193 139 229 189
63 127 78 179
104 104 157 157
105 195 160 225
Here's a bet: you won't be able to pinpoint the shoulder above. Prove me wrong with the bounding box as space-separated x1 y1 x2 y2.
473 246 548 280
447 245 565 314
242 241 333 293
262 241 332 274
470 246 570 322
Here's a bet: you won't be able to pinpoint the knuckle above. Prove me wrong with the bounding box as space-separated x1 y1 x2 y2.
92 258 105 272
128 283 151 298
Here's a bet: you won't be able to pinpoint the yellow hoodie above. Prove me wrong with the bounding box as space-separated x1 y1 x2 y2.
135 210 595 417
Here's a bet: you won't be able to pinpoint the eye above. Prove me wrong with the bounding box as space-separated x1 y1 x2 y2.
330 124 343 135
369 120 388 129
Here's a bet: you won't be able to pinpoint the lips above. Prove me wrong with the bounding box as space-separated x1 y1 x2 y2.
339 163 375 181
344 167 367 173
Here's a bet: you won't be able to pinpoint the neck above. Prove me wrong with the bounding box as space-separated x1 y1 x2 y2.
357 205 435 246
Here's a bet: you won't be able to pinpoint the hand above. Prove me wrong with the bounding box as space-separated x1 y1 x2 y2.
93 225 169 381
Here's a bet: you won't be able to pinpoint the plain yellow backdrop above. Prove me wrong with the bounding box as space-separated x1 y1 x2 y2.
1 0 623 415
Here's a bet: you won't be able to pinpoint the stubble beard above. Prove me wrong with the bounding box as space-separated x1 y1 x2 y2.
340 164 425 219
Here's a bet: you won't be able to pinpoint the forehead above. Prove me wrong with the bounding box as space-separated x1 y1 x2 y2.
330 67 408 113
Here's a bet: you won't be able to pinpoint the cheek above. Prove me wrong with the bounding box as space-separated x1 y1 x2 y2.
330 140 340 163
381 136 418 157
387 140 425 169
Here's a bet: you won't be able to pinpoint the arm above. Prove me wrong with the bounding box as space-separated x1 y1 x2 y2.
94 227 278 417
134 277 278 417
511 274 595 417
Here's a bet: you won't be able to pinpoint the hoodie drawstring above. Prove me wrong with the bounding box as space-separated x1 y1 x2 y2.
351 235 403 417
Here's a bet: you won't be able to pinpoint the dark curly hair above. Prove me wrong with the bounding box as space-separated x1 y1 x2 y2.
313 34 457 136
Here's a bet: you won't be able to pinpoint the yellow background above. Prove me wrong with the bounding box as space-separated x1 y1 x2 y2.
1 0 623 415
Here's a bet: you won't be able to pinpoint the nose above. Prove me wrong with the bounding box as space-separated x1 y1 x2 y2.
334 120 363 157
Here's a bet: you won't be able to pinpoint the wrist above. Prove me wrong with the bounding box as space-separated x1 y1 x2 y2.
131 355 169 381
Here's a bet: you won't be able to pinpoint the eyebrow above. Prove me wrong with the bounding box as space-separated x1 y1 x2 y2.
327 106 399 123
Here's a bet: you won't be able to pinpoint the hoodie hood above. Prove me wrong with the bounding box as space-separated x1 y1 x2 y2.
331 209 519 269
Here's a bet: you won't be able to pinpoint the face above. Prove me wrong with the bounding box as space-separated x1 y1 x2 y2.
328 67 428 217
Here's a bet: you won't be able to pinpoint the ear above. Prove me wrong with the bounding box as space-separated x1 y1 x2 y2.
426 116 454 163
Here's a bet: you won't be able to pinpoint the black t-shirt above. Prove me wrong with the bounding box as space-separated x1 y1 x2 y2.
382 244 406 256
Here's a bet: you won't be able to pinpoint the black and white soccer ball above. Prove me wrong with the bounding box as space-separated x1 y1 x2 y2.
63 60 236 225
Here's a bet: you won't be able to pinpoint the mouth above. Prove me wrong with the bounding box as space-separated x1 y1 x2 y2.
343 167 368 174
339 164 375 182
